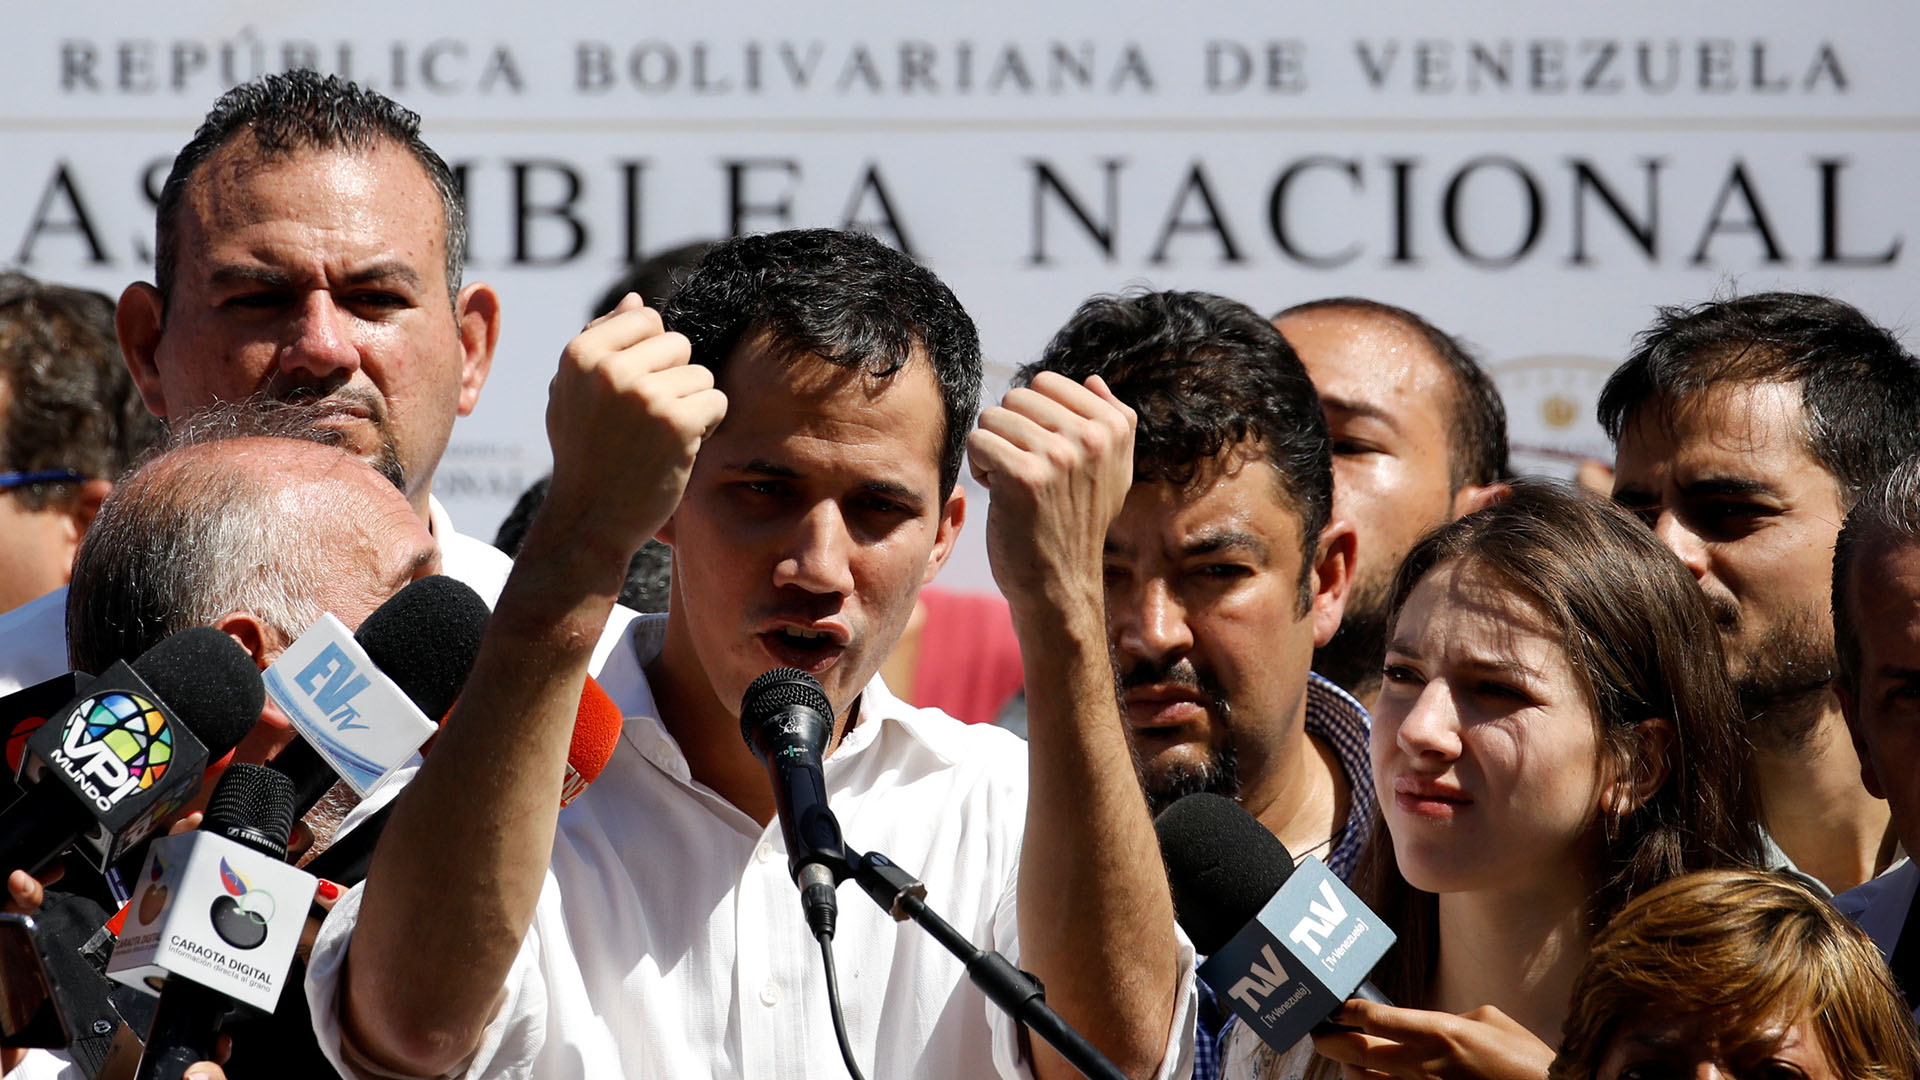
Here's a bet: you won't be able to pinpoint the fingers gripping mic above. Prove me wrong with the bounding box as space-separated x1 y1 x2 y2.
740 668 848 941
1156 794 1394 1053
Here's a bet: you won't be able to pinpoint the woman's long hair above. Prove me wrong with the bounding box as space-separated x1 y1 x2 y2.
1355 479 1766 1007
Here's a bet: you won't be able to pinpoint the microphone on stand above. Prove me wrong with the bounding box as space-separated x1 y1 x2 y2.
739 667 849 940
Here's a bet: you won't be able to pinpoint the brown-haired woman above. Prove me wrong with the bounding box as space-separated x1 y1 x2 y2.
1553 868 1920 1080
1228 480 1766 1080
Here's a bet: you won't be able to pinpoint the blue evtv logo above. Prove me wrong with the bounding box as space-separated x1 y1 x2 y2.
292 644 371 731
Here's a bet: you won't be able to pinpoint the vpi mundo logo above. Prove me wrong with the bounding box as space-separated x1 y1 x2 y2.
293 643 371 731
49 692 174 811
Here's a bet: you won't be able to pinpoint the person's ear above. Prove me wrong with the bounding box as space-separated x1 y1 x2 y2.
1607 716 1675 817
116 282 171 418
921 488 965 587
1450 481 1509 519
51 479 113 585
1309 519 1356 648
452 282 502 418
212 610 273 670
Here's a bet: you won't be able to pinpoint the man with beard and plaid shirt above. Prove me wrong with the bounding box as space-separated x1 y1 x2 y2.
1021 290 1377 1079
1604 292 1920 896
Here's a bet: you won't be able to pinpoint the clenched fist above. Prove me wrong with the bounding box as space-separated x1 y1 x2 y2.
542 294 730 565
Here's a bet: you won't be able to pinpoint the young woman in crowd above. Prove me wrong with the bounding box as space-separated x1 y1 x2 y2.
1226 480 1767 1080
1552 868 1919 1080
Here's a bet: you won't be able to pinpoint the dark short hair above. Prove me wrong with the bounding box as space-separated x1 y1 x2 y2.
591 240 717 321
1598 292 1920 505
661 229 981 499
1275 296 1509 488
156 70 466 303
1832 453 1920 691
0 272 163 509
1019 290 1330 607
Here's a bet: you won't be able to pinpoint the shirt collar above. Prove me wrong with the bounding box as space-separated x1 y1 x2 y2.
1303 672 1377 881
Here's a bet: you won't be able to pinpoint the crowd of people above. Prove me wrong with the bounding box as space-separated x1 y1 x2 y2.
0 66 1917 1080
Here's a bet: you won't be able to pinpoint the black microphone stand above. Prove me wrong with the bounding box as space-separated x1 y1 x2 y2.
844 849 1130 1080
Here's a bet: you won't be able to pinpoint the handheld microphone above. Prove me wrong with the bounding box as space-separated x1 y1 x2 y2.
113 764 313 1080
740 667 847 940
0 629 260 876
300 674 624 887
269 575 492 818
1155 793 1395 1053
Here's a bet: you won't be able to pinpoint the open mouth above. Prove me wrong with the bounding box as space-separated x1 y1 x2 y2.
759 627 846 673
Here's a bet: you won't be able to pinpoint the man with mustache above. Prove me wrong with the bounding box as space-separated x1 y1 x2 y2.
0 72 638 692
1603 292 1920 894
1019 291 1368 1078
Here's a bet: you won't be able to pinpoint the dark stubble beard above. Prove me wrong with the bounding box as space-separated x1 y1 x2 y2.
1727 606 1837 754
1312 568 1393 704
1118 654 1242 817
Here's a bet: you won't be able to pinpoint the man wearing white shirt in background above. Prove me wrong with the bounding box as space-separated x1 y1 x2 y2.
1832 452 1920 1020
0 70 605 691
310 229 1195 1078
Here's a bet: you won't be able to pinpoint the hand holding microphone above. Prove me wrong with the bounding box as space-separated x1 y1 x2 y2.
1155 793 1395 1055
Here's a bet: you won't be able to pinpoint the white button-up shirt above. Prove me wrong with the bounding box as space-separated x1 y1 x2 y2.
307 614 1197 1079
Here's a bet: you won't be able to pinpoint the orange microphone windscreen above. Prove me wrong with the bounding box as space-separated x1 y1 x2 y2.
560 676 624 808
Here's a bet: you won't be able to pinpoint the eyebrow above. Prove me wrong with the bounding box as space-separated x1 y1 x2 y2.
1678 475 1783 500
1382 639 1541 681
1319 395 1402 431
729 459 927 512
389 546 441 592
1184 530 1269 559
343 261 423 291
205 260 424 292
207 264 294 290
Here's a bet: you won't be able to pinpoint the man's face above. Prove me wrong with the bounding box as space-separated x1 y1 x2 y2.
1612 381 1846 743
125 139 490 512
660 342 963 721
1838 538 1920 859
1276 309 1463 696
1102 449 1339 815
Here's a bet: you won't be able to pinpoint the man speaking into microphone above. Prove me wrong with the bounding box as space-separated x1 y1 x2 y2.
313 229 1195 1079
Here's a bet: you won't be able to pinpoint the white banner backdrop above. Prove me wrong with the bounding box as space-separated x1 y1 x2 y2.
3 2 1915 592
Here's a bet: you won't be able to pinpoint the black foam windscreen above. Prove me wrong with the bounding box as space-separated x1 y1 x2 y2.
131 627 265 761
354 575 489 721
202 763 296 861
1154 793 1298 956
739 667 832 747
